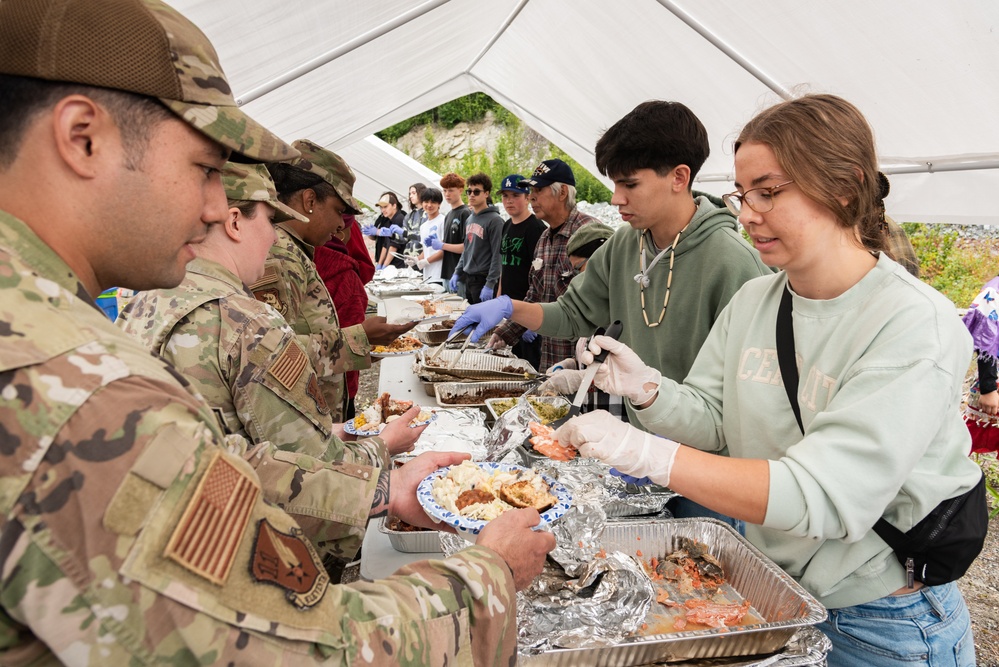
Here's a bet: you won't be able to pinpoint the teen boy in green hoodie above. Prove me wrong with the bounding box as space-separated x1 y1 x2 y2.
451 100 772 523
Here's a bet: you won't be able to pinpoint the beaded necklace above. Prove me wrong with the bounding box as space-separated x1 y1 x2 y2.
634 223 689 327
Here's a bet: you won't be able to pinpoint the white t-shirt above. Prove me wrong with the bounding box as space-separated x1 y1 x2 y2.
419 215 444 282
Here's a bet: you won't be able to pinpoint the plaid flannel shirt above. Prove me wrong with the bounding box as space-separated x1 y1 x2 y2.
497 208 596 371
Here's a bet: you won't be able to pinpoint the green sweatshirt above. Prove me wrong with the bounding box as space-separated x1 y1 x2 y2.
538 196 772 424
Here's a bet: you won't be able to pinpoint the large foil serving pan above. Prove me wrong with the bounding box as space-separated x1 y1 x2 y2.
419 349 536 380
376 517 441 554
521 518 826 665
434 381 532 408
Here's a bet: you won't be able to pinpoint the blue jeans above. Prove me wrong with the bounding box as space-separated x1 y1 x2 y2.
820 581 974 666
666 496 745 535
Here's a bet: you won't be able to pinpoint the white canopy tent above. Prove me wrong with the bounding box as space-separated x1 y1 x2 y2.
168 0 999 225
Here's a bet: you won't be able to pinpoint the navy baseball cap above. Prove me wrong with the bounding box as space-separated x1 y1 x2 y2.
518 159 576 188
499 174 528 194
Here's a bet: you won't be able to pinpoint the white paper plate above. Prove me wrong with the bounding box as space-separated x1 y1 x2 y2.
417 461 572 536
344 411 436 436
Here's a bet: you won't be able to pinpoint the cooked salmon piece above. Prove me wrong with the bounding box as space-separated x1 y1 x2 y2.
528 421 578 461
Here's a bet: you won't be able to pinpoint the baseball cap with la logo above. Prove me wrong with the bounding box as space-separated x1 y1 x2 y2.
499 174 528 194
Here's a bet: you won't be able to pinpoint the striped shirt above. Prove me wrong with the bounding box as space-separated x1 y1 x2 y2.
497 208 596 370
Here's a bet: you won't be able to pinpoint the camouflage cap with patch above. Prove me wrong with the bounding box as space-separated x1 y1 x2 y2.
289 140 362 214
223 163 308 223
0 0 297 164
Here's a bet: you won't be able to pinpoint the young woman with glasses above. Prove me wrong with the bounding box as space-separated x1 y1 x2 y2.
556 94 981 666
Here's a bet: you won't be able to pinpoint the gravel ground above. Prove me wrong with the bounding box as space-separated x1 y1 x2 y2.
960 514 999 666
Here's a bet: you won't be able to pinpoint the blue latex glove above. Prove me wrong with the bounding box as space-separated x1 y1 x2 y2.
375 227 393 237
608 468 653 486
448 273 459 292
449 295 513 343
375 263 384 271
479 285 495 301
361 224 378 236
521 329 538 343
388 224 405 236
424 235 444 251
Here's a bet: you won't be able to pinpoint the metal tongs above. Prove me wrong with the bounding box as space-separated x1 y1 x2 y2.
446 327 476 369
426 322 473 365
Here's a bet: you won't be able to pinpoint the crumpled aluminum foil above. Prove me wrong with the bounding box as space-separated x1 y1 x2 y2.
483 395 540 461
518 551 654 652
410 408 489 458
535 459 675 576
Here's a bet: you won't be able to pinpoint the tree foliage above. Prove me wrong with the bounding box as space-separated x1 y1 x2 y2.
379 93 611 203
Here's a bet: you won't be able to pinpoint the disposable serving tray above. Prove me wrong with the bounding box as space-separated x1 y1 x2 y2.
376 517 441 554
521 518 826 665
434 381 533 408
419 349 536 381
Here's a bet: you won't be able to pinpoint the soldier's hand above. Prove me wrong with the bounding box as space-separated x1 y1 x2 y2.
388 451 470 529
477 509 556 590
331 422 356 441
380 405 429 455
362 315 417 346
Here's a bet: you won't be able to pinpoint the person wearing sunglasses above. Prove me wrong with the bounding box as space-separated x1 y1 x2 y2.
450 173 505 304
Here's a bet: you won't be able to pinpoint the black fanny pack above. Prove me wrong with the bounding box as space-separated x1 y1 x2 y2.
775 285 988 587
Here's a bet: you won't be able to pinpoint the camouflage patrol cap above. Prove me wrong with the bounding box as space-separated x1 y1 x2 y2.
0 0 297 164
223 163 308 223
567 221 615 257
288 140 362 215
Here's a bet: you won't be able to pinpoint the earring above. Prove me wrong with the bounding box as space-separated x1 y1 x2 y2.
308 209 313 214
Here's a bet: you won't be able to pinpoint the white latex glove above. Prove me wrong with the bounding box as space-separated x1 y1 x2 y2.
402 255 418 267
555 411 679 486
485 333 506 350
579 335 661 405
546 358 577 374
416 258 430 270
539 369 584 395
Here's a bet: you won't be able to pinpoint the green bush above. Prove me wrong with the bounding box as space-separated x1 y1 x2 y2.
902 222 997 306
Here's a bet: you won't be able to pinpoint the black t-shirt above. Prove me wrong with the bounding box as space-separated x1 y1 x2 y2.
440 205 471 281
375 211 406 268
500 214 545 300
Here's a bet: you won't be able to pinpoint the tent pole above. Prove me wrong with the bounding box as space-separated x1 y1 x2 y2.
697 156 999 183
466 0 531 71
235 0 450 106
654 0 793 100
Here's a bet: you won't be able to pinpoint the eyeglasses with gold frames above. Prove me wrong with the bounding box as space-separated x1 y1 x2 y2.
722 180 794 215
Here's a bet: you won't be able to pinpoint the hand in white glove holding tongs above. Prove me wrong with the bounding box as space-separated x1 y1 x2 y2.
402 254 418 268
579 335 662 406
555 410 679 486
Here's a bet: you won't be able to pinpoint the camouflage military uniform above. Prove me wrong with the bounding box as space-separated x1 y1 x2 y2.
252 224 370 422
0 212 518 663
117 257 388 466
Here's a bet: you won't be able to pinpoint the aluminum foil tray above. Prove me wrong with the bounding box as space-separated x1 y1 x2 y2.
376 517 441 554
413 321 461 345
521 518 826 665
419 349 536 380
485 395 570 424
434 381 532 408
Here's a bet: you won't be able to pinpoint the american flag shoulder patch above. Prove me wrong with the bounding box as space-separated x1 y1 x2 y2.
164 451 259 585
269 341 308 390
